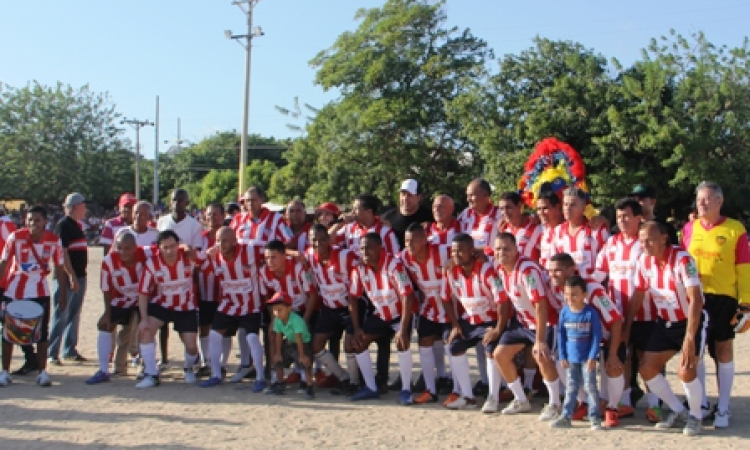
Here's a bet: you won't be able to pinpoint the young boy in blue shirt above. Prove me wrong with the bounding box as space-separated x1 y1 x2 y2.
267 292 315 399
552 275 603 430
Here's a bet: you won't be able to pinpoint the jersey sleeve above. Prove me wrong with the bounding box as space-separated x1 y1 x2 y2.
296 263 314 294
736 232 750 304
275 220 294 244
441 271 453 303
99 222 115 246
259 269 272 297
0 233 14 263
101 260 112 293
521 267 545 304
138 265 156 295
55 220 72 248
677 254 703 289
588 287 622 327
0 221 16 255
384 230 401 254
391 261 414 297
593 240 610 284
485 266 508 304
349 266 364 298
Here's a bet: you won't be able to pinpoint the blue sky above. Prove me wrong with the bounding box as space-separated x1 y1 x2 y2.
2 0 748 159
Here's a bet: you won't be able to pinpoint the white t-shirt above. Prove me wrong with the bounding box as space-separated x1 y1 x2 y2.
115 226 159 248
157 214 203 249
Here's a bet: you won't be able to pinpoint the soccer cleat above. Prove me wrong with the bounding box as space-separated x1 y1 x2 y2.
550 416 572 428
413 391 438 404
446 396 478 410
655 409 688 429
230 366 252 383
646 405 663 423
269 382 285 395
472 381 489 397
571 402 589 421
481 397 499 414
0 371 12 386
11 361 38 376
135 375 160 388
590 417 603 431
539 403 562 421
398 390 414 406
713 409 731 428
442 392 460 407
195 366 211 378
617 404 635 418
36 371 51 387
501 399 532 415
183 369 197 384
85 371 111 385
604 408 620 428
683 415 702 436
350 386 380 402
251 379 267 393
199 377 222 388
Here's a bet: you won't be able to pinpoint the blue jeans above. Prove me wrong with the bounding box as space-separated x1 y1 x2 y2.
563 363 600 419
47 276 87 359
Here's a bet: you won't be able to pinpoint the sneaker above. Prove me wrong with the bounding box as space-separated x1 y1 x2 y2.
48 357 62 366
331 379 352 396
350 386 380 402
684 399 712 420
436 377 452 395
11 361 38 376
481 397 499 414
64 354 88 362
499 387 514 402
655 409 688 429
285 372 302 384
0 371 12 386
572 402 588 420
269 382 285 395
85 371 111 385
413 390 438 404
136 375 160 388
297 382 308 395
36 371 51 387
398 390 414 406
252 379 267 393
646 405 663 423
305 385 315 400
230 366 252 383
713 409 731 428
195 366 211 378
199 377 222 388
501 399 532 415
539 403 561 421
442 392 460 407
136 368 146 381
590 417 603 431
184 369 197 384
550 416 572 428
683 415 702 436
617 404 635 418
604 408 619 427
446 396 478 410
472 381 489 397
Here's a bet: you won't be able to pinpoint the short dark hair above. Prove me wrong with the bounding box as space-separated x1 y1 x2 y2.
452 233 474 247
207 202 225 215
495 232 516 245
354 194 379 215
361 231 383 247
172 188 188 199
310 223 328 235
615 197 642 216
471 178 492 196
405 222 425 234
246 186 267 200
565 275 587 292
157 230 180 244
499 192 522 205
537 183 560 206
264 239 286 253
226 202 241 214
550 252 575 267
27 205 47 219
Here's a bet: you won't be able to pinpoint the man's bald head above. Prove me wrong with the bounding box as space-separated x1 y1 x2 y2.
217 226 238 255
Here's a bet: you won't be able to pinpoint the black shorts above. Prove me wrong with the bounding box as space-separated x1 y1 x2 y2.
362 314 407 338
212 311 262 336
277 340 314 370
601 341 627 363
643 312 708 356
445 319 498 356
315 306 353 335
147 302 198 333
497 318 556 353
110 306 137 326
417 316 449 340
198 301 218 327
2 296 51 344
629 321 656 352
704 294 738 342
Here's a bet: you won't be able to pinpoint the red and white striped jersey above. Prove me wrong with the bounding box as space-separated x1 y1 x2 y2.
401 243 450 323
427 220 461 246
288 222 311 253
306 245 358 309
499 220 544 262
458 204 503 250
497 257 552 328
442 260 506 325
595 234 656 322
635 246 703 322
0 216 17 290
349 251 414 322
549 221 609 278
260 258 314 312
1 229 64 300
198 230 221 303
139 248 200 311
539 225 558 270
336 219 400 257
208 243 263 316
230 208 293 246
101 249 148 308
99 216 128 247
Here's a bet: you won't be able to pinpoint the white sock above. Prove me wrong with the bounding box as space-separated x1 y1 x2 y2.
607 375 625 409
696 357 708 406
646 392 660 408
475 343 488 384
419 347 437 394
449 355 460 394
508 378 527 402
346 353 359 384
247 333 264 380
432 341 446 377
355 350 376 392
398 350 413 393
683 378 704 419
487 358 502 400
184 351 199 370
620 387 632 407
315 349 347 380
545 378 561 406
238 328 251 366
140 342 158 376
209 330 223 378
645 374 684 413
97 331 113 374
221 337 232 368
451 354 474 399
523 368 536 391
717 361 734 412
199 336 210 365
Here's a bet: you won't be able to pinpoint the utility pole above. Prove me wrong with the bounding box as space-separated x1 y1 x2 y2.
122 117 154 200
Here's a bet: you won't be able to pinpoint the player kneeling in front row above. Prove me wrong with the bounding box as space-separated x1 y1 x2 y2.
267 292 315 399
136 230 202 388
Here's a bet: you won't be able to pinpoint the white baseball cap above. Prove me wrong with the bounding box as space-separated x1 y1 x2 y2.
399 179 421 195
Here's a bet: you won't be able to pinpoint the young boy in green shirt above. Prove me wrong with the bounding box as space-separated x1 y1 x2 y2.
267 292 315 399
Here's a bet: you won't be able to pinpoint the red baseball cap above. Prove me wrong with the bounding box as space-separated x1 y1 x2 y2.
267 292 292 306
315 202 340 217
118 193 138 209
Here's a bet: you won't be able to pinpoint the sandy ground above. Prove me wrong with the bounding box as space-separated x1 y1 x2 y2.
0 249 748 449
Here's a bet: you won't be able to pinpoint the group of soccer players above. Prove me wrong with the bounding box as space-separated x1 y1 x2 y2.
0 177 746 438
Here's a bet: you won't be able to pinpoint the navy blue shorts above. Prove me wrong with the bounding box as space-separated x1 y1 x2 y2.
417 316 449 340
315 306 353 335
498 318 555 351
212 311 262 336
110 306 137 326
362 314 407 338
445 319 498 356
198 301 218 327
147 302 198 333
601 341 627 363
629 321 656 352
644 312 708 356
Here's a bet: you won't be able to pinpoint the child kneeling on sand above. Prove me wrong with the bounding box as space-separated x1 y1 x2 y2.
267 292 315 399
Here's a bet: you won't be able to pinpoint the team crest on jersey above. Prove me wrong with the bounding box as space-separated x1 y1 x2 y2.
716 236 726 246
526 275 536 287
493 277 502 288
686 261 698 276
397 272 408 283
597 296 611 308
